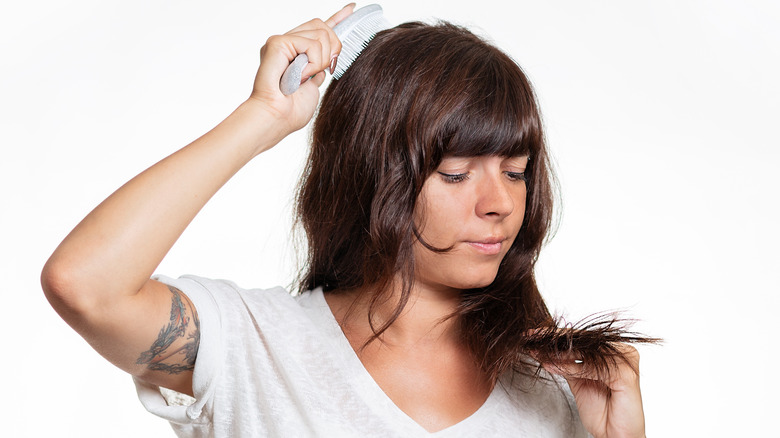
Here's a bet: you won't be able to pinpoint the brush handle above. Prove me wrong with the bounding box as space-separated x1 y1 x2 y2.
280 53 310 95
279 4 383 95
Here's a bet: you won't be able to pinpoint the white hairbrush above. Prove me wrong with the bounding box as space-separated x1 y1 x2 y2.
279 4 391 95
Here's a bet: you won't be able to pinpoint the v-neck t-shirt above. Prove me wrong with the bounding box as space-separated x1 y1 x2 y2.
134 275 591 437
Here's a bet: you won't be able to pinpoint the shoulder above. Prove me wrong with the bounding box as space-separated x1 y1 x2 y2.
151 274 316 357
153 275 333 344
154 275 295 314
156 274 291 298
135 276 320 422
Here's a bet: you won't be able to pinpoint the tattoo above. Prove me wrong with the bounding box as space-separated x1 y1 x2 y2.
136 286 201 374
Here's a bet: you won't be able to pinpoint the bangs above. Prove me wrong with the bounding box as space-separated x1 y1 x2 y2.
425 47 541 162
322 20 545 187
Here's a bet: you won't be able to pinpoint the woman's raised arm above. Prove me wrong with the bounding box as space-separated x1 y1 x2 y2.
40 5 353 395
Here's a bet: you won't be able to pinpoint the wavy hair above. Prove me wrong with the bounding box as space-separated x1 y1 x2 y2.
296 22 657 383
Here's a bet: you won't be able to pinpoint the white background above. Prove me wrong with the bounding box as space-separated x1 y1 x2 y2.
2 0 778 436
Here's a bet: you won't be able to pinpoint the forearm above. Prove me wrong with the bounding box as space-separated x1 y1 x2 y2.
43 99 285 312
39 10 347 394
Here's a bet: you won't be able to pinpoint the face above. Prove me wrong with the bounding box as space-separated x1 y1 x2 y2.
412 155 528 293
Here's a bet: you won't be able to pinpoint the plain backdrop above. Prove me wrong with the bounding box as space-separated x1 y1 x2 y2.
2 0 778 436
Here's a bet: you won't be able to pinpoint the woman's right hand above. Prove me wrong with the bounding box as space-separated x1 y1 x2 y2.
247 4 355 137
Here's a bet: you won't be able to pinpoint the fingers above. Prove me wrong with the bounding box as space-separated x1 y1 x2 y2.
285 3 353 77
257 35 315 92
247 5 357 133
257 22 340 95
258 4 351 93
278 32 330 78
325 3 356 27
542 344 641 391
284 26 338 79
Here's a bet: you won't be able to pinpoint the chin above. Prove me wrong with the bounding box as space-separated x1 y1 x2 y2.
463 278 498 289
448 269 500 290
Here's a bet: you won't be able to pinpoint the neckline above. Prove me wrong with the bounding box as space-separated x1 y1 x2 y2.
309 288 502 436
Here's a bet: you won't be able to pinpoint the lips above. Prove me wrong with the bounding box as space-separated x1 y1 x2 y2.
466 237 506 255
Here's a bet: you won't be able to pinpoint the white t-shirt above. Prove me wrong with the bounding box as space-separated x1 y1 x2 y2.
134 275 590 437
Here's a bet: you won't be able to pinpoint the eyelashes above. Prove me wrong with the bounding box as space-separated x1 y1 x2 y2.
437 171 527 184
438 172 470 183
506 171 528 182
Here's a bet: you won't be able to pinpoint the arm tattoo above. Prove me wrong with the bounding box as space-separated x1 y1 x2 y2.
136 286 201 374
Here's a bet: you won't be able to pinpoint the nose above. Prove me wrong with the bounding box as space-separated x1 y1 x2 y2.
475 174 515 218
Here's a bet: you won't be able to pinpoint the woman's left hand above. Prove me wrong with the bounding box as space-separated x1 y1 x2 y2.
543 345 646 438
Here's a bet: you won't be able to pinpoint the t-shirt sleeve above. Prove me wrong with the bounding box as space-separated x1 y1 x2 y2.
133 274 226 426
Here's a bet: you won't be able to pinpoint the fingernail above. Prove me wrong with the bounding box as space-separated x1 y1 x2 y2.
329 54 339 75
344 2 356 9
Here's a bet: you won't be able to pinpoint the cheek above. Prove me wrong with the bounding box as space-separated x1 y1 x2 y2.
414 194 470 246
517 200 527 228
511 190 528 230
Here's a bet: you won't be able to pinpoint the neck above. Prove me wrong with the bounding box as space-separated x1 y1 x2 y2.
328 279 463 347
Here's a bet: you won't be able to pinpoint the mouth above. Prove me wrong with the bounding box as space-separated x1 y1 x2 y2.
465 237 506 255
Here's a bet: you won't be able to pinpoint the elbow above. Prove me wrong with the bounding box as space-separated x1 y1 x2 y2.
41 256 95 320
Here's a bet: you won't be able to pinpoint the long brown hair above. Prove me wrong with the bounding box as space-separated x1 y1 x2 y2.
296 22 657 383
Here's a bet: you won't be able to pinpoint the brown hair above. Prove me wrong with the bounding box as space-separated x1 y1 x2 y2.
296 22 657 383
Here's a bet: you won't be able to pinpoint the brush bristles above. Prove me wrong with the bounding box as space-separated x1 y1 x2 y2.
333 15 391 79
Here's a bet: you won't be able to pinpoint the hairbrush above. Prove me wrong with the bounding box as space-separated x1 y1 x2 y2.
280 4 391 95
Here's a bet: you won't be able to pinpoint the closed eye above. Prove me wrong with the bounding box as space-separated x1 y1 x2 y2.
505 171 527 182
438 172 470 183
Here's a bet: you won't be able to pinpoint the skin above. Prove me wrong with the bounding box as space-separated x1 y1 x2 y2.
41 4 646 437
544 345 646 438
42 3 354 397
414 155 529 292
325 155 529 432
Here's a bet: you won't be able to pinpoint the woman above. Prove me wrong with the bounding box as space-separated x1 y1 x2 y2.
42 4 654 437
